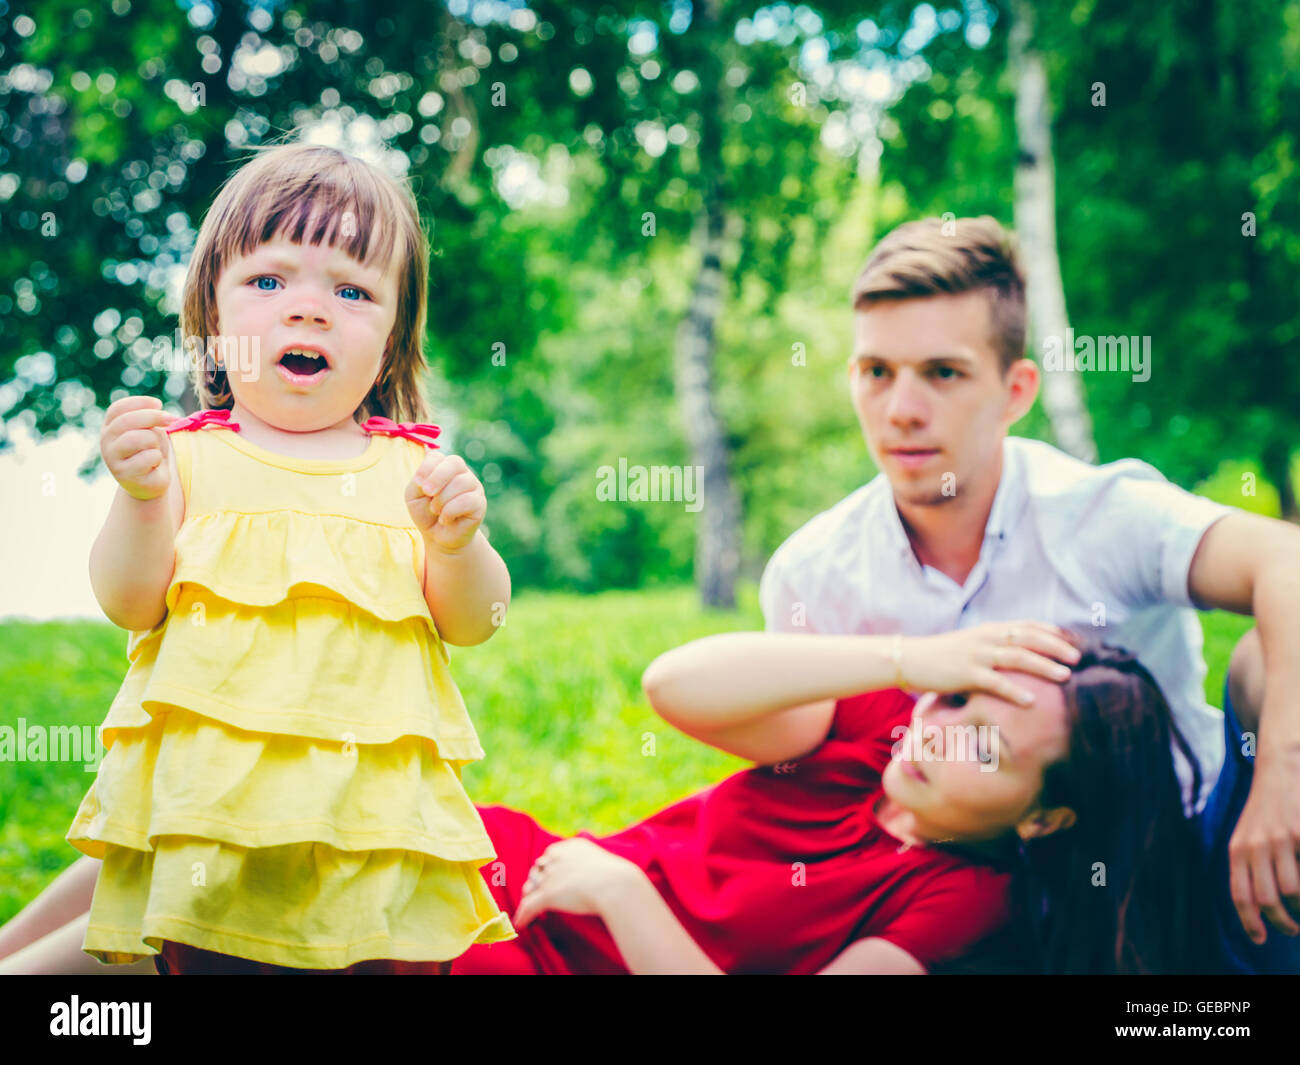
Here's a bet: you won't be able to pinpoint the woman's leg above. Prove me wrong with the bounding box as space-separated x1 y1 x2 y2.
0 854 101 960
0 912 155 975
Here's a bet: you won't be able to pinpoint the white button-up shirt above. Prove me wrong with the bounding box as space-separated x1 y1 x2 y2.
759 435 1234 816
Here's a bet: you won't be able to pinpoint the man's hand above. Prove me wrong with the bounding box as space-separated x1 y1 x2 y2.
404 452 486 553
1229 754 1300 944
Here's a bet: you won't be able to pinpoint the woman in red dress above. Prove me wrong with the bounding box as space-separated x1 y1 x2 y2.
452 621 1210 975
1 622 1209 974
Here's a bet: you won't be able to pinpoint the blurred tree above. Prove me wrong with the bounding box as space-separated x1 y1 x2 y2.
874 0 1297 514
0 0 894 601
1038 0 1300 517
1010 0 1096 462
4 0 1290 612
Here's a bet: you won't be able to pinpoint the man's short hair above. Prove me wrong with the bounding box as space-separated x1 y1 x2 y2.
850 216 1028 375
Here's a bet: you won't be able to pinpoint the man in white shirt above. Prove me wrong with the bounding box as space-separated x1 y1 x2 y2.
759 216 1300 973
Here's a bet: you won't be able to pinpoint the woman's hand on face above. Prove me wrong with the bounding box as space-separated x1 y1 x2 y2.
512 838 644 930
899 621 1083 706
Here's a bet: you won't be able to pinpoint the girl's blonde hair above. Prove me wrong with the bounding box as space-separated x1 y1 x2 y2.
181 138 431 423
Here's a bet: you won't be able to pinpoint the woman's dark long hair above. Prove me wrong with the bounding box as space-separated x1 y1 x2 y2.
1011 638 1218 974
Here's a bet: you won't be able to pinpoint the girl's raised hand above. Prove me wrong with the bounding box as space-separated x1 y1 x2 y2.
405 452 487 552
898 621 1083 707
101 396 179 502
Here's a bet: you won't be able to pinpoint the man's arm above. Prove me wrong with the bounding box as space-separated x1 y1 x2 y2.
1187 509 1300 941
1188 510 1300 749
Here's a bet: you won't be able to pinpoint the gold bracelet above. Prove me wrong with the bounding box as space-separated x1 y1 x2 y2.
888 633 905 689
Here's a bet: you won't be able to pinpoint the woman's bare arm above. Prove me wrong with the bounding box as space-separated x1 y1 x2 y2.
640 624 1080 765
816 937 926 974
597 872 927 974
640 633 907 765
596 870 725 974
641 632 901 731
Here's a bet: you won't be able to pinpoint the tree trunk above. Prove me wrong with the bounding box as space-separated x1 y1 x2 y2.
674 0 741 607
1010 0 1098 464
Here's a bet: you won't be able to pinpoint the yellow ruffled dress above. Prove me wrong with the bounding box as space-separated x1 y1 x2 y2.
67 417 517 967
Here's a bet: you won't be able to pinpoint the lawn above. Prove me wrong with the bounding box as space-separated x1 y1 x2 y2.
0 583 1254 924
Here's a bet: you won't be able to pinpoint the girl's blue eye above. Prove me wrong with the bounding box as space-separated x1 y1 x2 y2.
248 276 370 301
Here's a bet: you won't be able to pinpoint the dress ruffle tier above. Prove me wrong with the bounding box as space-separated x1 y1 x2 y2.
68 509 516 967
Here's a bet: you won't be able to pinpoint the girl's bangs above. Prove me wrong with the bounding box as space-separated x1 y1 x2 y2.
217 160 403 274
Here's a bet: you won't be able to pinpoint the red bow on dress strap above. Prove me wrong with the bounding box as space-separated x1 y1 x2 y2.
360 416 441 449
165 408 241 434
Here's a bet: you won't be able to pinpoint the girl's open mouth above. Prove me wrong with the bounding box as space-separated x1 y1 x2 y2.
276 351 329 385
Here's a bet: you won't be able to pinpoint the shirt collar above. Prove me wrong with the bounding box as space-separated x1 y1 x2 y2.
880 437 1027 561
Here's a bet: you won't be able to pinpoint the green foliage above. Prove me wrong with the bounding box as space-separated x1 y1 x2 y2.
2 0 1294 600
1194 459 1287 517
1030 0 1299 504
0 619 140 918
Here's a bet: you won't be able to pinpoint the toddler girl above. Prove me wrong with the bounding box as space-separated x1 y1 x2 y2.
71 139 516 974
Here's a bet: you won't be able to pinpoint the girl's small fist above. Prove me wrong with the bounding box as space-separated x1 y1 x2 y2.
404 452 486 551
101 396 178 502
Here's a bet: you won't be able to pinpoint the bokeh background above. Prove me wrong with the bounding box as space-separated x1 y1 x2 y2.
0 0 1291 920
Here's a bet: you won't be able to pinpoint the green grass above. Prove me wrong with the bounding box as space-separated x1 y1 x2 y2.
0 585 1254 925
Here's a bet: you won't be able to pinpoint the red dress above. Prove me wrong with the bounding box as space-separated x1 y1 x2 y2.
453 689 1013 975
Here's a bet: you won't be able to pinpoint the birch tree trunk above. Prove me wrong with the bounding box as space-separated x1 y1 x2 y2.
674 0 741 607
1010 0 1098 464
